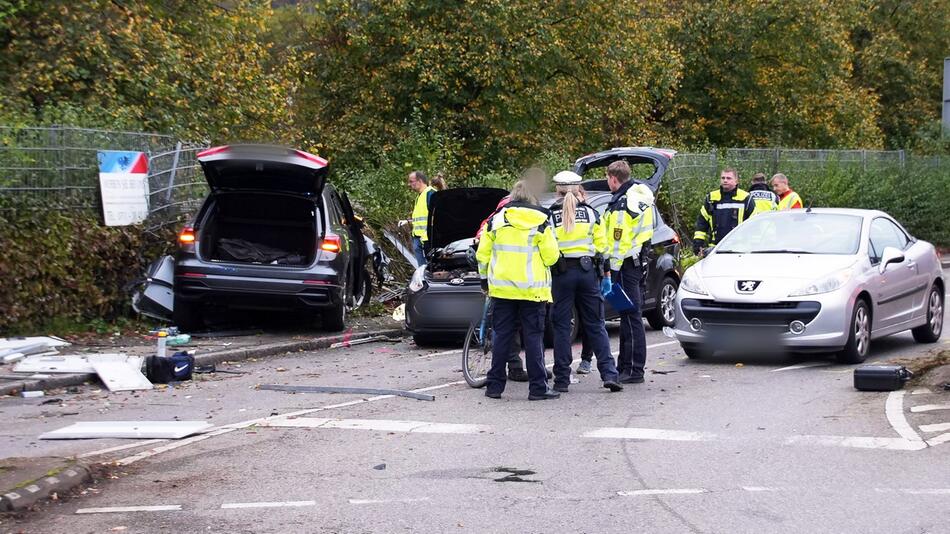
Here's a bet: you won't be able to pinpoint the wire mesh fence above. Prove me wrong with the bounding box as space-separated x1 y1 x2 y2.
0 125 209 231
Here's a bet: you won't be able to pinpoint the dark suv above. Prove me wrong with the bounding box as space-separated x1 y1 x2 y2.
173 145 372 331
405 147 682 344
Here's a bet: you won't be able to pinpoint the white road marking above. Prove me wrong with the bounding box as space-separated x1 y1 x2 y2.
221 501 315 509
260 417 487 434
785 435 927 451
583 427 716 442
911 388 932 395
415 349 461 359
617 489 707 496
76 505 182 514
771 362 830 372
910 404 950 413
348 498 430 505
76 439 168 459
886 391 926 445
919 422 950 433
612 340 678 356
742 486 781 492
926 433 950 447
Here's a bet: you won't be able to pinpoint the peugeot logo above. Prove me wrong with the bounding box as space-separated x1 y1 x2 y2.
736 280 761 293
449 278 465 286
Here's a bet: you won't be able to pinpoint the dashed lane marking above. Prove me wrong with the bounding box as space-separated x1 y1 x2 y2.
259 417 487 434
742 486 783 492
919 422 950 433
618 489 707 496
220 501 315 509
771 362 831 372
348 498 430 505
583 427 716 442
76 505 182 514
910 404 950 413
612 340 678 356
415 349 461 359
926 433 950 447
785 435 927 451
75 439 167 459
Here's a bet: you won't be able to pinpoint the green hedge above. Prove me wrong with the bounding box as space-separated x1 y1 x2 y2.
663 159 950 248
0 207 173 334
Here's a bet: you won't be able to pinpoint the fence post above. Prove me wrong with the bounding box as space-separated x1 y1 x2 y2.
862 149 867 173
164 141 183 206
771 148 780 174
898 149 905 171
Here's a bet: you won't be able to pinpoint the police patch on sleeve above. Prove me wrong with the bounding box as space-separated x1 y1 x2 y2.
614 228 623 240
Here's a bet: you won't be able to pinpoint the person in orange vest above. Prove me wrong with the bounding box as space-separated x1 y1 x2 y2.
770 173 804 210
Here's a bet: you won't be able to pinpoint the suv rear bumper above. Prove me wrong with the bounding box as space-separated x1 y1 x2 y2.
175 273 344 311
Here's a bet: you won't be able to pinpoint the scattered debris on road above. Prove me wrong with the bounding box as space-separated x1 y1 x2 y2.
258 384 436 401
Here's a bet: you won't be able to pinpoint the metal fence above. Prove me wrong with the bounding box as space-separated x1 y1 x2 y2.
0 125 208 230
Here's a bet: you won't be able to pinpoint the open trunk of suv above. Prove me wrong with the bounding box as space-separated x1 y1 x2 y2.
198 192 319 266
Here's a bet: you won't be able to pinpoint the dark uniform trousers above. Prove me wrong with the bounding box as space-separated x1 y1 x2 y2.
486 298 548 397
616 258 647 379
552 266 619 386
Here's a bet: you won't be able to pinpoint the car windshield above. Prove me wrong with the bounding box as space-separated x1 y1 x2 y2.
715 213 863 255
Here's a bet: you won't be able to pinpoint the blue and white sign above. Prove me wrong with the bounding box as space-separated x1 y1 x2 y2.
97 150 149 226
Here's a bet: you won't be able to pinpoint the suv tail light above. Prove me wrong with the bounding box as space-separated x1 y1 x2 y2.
179 226 196 252
320 233 342 253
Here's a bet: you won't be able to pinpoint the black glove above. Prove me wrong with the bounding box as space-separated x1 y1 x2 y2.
692 243 703 255
480 279 489 292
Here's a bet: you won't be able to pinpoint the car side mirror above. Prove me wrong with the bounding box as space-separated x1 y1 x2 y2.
879 246 905 274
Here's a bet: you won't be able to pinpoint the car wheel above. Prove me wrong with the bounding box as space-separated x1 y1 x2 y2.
349 270 373 311
911 284 944 343
681 343 711 359
646 276 678 330
172 298 204 332
323 302 346 332
836 299 871 364
543 305 579 348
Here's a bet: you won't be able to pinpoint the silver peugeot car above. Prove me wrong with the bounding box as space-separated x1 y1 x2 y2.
673 208 944 363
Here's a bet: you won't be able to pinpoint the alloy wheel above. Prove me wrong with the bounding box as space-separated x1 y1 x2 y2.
929 289 944 337
854 306 870 357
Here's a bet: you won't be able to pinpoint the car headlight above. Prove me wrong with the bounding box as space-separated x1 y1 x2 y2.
680 267 708 295
408 265 427 293
788 268 852 297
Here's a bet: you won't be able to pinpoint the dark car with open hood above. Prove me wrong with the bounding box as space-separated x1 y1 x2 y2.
172 145 374 331
405 147 682 346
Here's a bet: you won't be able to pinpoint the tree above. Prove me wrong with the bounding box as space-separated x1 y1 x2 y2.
669 0 882 148
280 0 683 173
0 0 301 142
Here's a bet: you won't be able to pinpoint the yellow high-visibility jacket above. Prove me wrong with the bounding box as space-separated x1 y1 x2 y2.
549 201 607 258
411 185 435 241
476 203 559 302
605 182 655 271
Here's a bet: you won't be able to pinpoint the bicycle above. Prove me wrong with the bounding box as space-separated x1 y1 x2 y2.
461 297 493 388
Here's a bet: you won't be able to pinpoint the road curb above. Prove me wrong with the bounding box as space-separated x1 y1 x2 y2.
0 328 406 396
0 464 90 512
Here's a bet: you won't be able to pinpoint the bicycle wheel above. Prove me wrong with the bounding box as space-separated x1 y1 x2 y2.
462 314 492 388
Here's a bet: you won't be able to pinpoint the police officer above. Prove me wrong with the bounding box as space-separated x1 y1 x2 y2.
406 171 435 266
748 172 778 214
693 167 756 255
605 161 655 384
477 180 560 400
548 171 623 393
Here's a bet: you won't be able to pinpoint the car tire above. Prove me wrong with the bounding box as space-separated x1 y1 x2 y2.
172 298 204 332
350 269 373 311
323 302 346 332
681 343 711 359
543 305 580 348
836 299 871 364
911 284 944 343
646 276 678 330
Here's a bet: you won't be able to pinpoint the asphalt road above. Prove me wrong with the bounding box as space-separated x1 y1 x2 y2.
3 293 949 533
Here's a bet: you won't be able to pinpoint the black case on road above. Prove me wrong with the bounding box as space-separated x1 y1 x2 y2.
853 365 913 391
